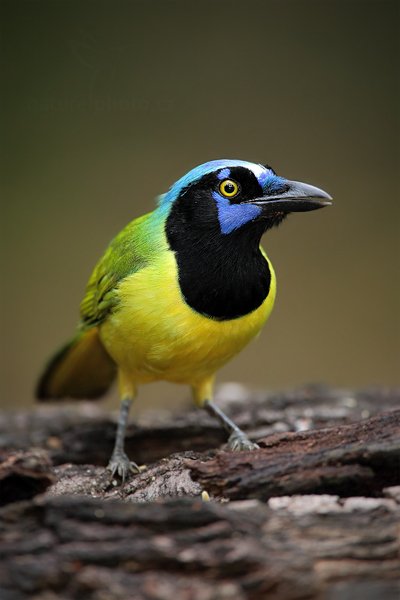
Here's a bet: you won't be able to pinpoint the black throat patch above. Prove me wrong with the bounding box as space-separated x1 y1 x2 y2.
166 184 271 320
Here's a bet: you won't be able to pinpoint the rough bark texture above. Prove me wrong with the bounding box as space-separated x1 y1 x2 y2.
189 410 400 501
0 385 399 599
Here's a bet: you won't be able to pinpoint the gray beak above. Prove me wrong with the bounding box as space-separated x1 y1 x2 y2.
249 180 333 213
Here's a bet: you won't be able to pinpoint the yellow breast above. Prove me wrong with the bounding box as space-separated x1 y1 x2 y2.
100 248 276 389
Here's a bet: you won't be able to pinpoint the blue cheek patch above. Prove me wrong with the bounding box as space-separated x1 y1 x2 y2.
212 191 262 235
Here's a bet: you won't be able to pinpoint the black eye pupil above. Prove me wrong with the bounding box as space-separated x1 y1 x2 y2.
225 183 234 193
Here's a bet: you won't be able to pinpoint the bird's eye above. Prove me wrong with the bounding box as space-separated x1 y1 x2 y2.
219 179 240 198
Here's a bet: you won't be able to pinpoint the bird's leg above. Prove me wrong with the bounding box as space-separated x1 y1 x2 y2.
193 380 259 451
204 399 259 451
107 397 140 480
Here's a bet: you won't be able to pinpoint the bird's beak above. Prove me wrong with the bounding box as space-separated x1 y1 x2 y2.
248 180 333 213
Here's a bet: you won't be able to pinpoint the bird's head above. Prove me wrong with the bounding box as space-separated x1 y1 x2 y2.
161 159 332 238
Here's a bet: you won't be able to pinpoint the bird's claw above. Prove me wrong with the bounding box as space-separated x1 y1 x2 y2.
228 432 259 451
107 451 140 481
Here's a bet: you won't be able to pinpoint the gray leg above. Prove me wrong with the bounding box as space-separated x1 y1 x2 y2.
107 397 140 479
204 399 259 451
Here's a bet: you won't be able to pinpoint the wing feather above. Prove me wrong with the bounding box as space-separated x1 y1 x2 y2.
80 212 156 327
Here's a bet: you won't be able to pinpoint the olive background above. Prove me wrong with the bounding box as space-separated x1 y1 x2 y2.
1 0 399 411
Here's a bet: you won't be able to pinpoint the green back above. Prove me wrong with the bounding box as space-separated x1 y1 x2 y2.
80 210 165 327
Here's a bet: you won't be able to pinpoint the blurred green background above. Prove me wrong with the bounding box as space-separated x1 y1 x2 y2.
1 0 399 411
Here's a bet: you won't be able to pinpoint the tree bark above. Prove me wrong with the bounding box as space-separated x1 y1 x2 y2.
0 385 399 599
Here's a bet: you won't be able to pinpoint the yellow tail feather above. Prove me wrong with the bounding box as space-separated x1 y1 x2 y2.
36 328 116 400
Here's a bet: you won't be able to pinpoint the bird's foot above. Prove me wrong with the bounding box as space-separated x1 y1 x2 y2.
228 432 260 451
107 450 140 481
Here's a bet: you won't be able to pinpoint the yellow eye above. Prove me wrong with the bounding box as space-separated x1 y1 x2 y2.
219 179 240 198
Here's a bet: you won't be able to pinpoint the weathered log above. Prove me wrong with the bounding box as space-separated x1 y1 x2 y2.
189 410 400 500
0 493 399 600
28 409 396 506
0 450 54 507
0 386 399 599
0 385 398 467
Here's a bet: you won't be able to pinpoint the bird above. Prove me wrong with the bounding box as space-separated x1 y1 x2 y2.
36 159 332 479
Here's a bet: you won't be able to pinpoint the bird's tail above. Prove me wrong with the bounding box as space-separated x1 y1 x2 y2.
36 328 116 400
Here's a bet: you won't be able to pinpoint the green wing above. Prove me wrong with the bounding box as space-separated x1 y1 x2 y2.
79 212 158 327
